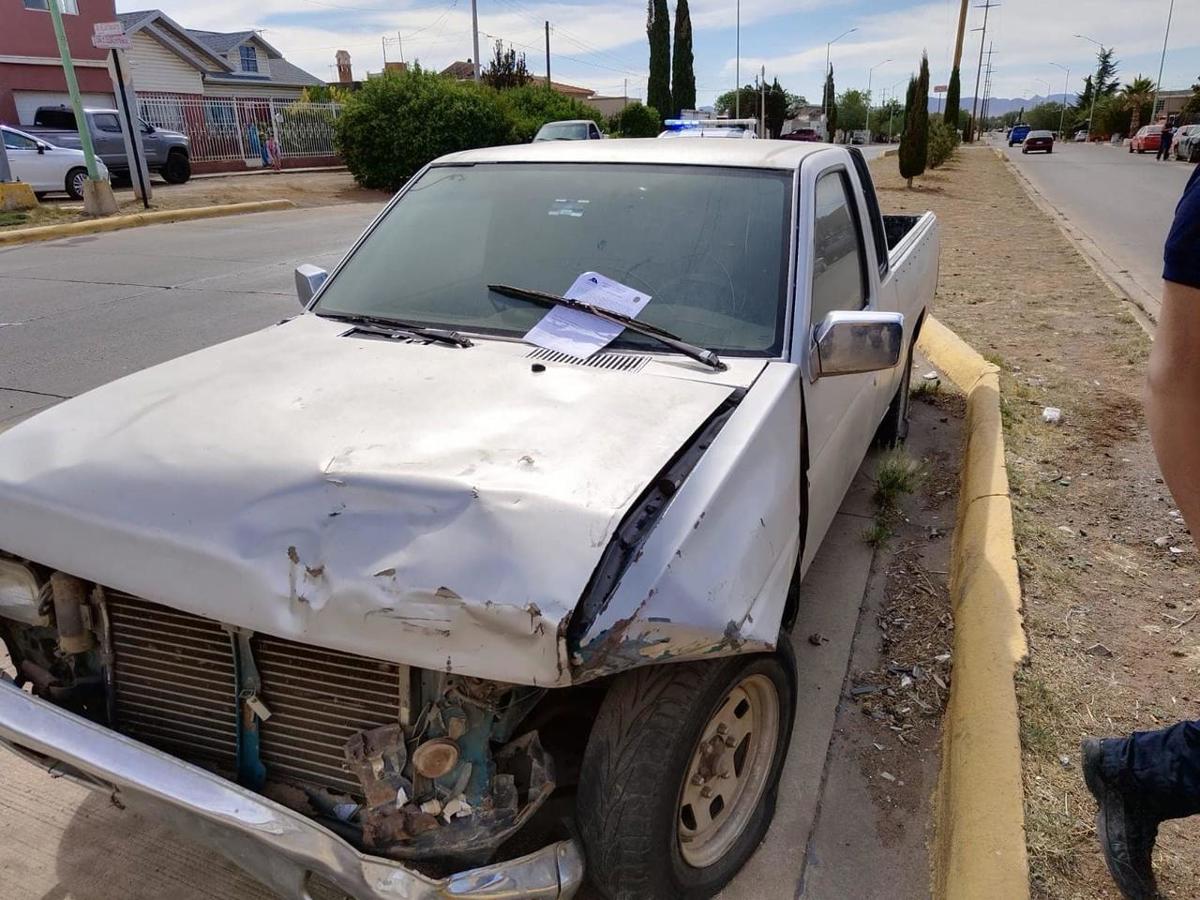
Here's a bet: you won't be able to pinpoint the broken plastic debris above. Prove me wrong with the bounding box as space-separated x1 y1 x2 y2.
922 371 939 380
1042 407 1062 425
1154 536 1172 548
1170 546 1185 555
879 771 896 782
1085 642 1113 658
899 675 913 689
420 799 442 816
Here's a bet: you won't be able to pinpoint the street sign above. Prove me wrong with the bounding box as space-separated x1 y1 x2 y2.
92 32 132 50
934 84 948 93
94 21 125 35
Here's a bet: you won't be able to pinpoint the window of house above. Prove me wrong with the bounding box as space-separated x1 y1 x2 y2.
23 0 79 13
240 45 259 73
810 169 869 325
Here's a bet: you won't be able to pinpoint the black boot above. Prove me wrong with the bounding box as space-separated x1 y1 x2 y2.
1081 738 1161 900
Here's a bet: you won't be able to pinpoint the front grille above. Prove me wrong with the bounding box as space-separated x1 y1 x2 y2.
257 634 406 796
108 592 238 769
107 593 405 797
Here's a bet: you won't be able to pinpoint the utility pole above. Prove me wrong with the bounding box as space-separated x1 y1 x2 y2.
471 0 481 81
46 0 114 214
952 0 970 70
381 34 388 65
980 44 994 131
866 58 892 141
760 64 766 138
735 0 741 118
1151 0 1174 125
1049 61 1070 138
545 21 551 87
823 27 857 129
1075 34 1105 141
968 0 998 142
398 32 404 63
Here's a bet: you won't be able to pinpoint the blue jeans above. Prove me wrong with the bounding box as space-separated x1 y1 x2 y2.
1101 720 1200 820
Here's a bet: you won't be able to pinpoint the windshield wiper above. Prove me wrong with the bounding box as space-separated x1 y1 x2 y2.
487 283 726 372
317 312 473 348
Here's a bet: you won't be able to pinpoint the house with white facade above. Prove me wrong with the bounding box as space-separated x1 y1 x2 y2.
114 9 335 171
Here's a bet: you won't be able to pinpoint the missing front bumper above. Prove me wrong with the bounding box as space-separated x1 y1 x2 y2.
0 677 583 899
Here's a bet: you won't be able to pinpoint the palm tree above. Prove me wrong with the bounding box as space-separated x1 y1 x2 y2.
1120 76 1156 132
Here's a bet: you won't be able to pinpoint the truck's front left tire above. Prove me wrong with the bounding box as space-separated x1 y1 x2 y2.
161 150 191 184
577 645 796 899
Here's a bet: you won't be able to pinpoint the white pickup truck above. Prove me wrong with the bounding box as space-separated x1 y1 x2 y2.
0 140 937 900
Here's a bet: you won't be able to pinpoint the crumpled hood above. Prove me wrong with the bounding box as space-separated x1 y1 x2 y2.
0 315 735 685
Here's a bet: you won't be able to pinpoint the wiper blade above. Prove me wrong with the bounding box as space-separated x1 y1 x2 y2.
317 312 473 348
487 283 726 372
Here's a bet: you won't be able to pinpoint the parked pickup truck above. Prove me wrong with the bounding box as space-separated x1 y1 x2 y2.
0 140 938 900
23 105 191 184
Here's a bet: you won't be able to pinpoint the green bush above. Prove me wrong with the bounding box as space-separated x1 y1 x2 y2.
498 85 603 142
606 102 661 137
335 66 513 191
927 121 960 168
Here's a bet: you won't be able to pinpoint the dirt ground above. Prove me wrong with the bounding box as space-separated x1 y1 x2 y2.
869 147 1200 897
0 170 385 232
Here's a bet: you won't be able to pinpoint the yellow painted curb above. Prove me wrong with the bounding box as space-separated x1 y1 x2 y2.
0 199 296 246
918 316 1030 900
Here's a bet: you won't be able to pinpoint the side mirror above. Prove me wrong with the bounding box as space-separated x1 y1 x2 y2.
36 143 47 155
812 310 904 379
295 264 328 307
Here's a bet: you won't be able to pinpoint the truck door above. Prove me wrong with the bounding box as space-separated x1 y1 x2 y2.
90 112 126 169
794 156 884 572
138 119 162 167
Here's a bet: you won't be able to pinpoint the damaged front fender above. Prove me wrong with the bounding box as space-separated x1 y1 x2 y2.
568 363 803 680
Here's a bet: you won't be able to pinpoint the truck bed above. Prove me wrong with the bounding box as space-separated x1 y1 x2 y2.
882 214 924 251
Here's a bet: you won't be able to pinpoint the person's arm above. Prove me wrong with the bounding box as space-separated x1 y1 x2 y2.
1146 280 1200 545
1147 167 1200 547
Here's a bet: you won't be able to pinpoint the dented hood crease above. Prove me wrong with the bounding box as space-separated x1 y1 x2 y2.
0 315 743 685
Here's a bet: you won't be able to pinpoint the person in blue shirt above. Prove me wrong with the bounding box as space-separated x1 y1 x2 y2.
1082 165 1200 898
1157 122 1175 161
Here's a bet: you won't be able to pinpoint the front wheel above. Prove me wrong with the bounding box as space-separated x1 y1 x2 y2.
577 647 796 900
161 150 191 184
65 167 87 201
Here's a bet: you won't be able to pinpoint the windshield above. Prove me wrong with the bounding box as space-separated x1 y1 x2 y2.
535 122 589 141
314 162 793 356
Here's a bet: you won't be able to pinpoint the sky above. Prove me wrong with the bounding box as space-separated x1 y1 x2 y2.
122 0 1199 109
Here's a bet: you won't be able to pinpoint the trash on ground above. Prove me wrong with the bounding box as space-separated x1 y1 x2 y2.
1042 407 1063 425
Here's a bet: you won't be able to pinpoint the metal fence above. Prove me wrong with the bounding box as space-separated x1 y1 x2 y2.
137 95 342 164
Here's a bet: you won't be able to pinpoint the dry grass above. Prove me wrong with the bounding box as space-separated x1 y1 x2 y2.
870 147 1199 898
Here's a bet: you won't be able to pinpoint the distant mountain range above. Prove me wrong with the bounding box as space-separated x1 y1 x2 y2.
928 94 1071 115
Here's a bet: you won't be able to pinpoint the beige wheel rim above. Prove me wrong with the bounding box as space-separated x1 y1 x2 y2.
677 673 780 868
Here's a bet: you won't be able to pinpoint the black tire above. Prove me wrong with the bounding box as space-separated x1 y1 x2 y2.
577 646 797 900
161 149 191 184
1129 145 1134 153
1047 147 1053 153
1022 148 1028 154
875 337 916 448
65 167 87 201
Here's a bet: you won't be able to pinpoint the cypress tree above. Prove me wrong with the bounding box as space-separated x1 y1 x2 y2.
671 0 695 117
915 52 930 174
646 0 671 124
944 66 961 130
899 75 921 187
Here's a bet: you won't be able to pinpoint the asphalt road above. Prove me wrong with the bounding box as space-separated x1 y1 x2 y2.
0 203 382 428
998 137 1195 318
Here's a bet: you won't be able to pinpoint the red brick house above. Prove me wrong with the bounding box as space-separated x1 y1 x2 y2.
0 0 118 125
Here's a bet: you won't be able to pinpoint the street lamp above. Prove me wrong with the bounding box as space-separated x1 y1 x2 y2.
1075 33 1104 141
1049 62 1070 139
1151 0 1175 127
865 58 892 141
824 26 857 137
887 76 906 143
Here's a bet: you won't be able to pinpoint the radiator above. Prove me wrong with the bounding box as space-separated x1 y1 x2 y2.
107 592 406 798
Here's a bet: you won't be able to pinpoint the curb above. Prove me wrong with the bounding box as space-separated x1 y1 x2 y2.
917 316 1030 900
0 199 297 247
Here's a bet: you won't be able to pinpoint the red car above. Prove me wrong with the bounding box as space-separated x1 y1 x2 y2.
1022 130 1055 153
780 127 820 142
1129 124 1162 153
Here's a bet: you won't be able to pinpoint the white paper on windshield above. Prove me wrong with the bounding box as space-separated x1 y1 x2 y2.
522 272 652 359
